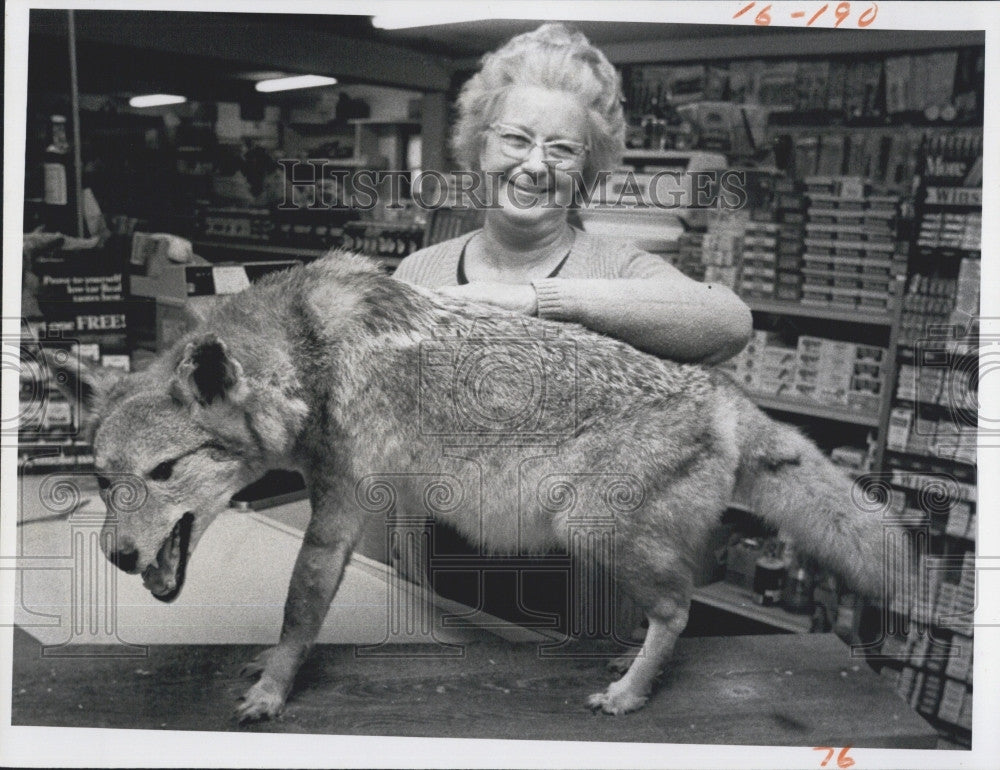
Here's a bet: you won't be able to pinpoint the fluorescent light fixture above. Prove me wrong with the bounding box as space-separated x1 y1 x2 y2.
255 74 338 93
129 94 187 108
371 12 494 29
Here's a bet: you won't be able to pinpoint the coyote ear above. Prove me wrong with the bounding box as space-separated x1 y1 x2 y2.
40 345 122 416
171 334 247 406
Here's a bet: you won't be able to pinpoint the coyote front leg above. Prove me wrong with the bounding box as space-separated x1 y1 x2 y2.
587 594 690 715
237 497 363 722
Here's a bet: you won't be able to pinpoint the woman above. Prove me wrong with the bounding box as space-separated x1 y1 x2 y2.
388 24 754 640
394 22 752 364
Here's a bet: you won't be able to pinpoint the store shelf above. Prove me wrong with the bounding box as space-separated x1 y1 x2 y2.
193 240 403 269
883 449 977 472
348 118 420 127
746 297 894 326
621 149 696 161
195 240 326 259
692 581 812 634
751 395 880 426
893 397 977 423
896 344 980 363
311 156 378 168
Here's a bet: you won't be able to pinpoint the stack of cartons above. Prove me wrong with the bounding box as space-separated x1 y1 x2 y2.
849 345 884 412
739 222 778 298
674 231 706 281
773 180 807 301
800 176 906 311
794 335 858 405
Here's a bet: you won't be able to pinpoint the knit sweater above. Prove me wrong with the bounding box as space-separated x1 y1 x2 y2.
393 227 751 362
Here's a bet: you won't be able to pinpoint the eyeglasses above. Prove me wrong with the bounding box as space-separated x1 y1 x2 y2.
488 123 589 164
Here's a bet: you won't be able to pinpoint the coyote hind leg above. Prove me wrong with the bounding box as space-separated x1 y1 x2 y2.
587 594 690 715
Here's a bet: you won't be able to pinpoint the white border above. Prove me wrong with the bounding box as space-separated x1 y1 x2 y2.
3 2 999 768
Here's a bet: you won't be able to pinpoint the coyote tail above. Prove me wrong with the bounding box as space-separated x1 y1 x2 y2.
733 407 910 602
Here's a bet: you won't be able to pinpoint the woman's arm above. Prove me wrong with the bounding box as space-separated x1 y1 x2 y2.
518 247 752 362
413 240 753 364
531 259 753 363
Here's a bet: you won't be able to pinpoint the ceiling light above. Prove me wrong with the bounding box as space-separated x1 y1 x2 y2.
129 94 187 108
254 75 338 93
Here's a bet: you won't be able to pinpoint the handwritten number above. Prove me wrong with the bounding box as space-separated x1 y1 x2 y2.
814 747 854 768
735 0 876 27
807 3 829 25
858 2 878 26
834 1 851 26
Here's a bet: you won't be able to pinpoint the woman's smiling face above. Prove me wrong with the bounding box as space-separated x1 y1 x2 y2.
479 85 590 224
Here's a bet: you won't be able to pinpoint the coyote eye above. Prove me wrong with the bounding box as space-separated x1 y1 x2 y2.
149 459 177 481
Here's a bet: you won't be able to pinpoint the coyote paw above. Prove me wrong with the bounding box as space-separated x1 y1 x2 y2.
586 687 648 715
606 654 637 676
236 679 286 723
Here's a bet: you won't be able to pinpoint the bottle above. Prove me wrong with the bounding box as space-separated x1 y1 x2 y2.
43 115 78 236
752 540 787 607
781 566 814 614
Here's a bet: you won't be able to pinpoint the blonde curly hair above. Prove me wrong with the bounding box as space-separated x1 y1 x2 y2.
451 23 626 184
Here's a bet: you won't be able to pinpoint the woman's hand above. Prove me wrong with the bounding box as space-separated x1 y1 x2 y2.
437 283 538 315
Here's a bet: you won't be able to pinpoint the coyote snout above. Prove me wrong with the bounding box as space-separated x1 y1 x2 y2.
107 543 139 573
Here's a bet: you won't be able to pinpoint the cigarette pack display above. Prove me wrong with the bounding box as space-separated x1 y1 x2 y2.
795 60 830 112
817 134 846 176
937 680 966 724
917 674 943 715
896 665 917 700
923 51 959 117
755 61 798 112
908 671 926 709
826 60 848 112
945 503 971 539
776 209 806 225
886 408 913 451
955 691 972 729
794 135 820 177
885 56 913 114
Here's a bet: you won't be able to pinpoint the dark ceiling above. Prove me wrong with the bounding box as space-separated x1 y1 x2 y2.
368 17 786 59
24 9 798 100
22 9 983 102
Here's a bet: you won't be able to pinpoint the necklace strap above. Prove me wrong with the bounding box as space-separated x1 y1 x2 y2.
457 228 576 285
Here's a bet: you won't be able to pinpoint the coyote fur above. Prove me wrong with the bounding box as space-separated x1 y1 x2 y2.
57 252 902 721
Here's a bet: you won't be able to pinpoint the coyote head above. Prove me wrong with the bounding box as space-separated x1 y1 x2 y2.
52 334 269 602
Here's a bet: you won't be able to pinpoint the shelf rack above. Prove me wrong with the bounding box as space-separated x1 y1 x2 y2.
746 297 894 327
750 395 880 427
692 581 813 634
193 239 403 269
748 285 905 470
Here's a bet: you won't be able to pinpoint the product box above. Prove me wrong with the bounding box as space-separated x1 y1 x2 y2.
937 681 967 725
846 392 879 415
775 284 802 301
896 666 917 700
724 538 764 590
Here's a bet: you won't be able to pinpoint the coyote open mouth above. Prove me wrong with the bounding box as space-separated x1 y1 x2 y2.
141 512 194 603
